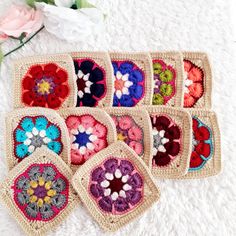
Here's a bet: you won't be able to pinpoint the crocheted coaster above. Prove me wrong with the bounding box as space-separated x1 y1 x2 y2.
0 147 78 236
109 52 153 107
59 108 117 171
104 107 152 168
13 54 77 110
72 141 160 231
182 52 212 108
5 108 70 170
70 52 114 107
150 52 184 107
145 106 192 178
182 109 221 178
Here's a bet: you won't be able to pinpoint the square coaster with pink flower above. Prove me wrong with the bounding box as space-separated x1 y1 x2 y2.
71 52 114 107
150 52 184 107
5 108 70 170
13 54 77 110
72 141 160 231
145 106 192 178
182 52 212 108
182 109 221 178
58 108 117 171
109 52 153 107
0 147 78 236
104 107 152 168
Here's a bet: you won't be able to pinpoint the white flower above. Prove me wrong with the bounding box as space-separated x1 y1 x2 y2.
36 2 105 42
54 0 75 8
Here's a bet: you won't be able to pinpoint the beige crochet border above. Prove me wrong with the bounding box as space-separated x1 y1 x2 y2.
182 52 212 108
70 51 114 107
103 107 153 168
72 141 160 232
109 52 154 106
58 107 117 172
5 107 71 170
13 53 77 109
0 147 79 236
181 109 221 179
144 106 192 178
150 51 184 107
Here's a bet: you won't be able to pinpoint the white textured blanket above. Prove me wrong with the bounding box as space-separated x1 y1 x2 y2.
0 0 235 235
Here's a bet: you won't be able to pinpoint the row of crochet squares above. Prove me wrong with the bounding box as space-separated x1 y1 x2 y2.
12 51 212 110
1 106 221 235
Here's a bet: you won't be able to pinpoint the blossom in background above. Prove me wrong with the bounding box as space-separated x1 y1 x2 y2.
54 0 76 8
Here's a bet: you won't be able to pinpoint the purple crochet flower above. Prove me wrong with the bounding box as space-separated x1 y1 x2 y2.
89 158 143 214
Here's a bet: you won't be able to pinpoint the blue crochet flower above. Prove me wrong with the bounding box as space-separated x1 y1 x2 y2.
112 61 144 107
14 116 62 159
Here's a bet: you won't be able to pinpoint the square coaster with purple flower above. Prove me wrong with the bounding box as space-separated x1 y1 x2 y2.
182 52 212 108
0 147 78 236
145 106 192 178
71 52 114 107
72 141 160 231
150 52 184 107
59 108 117 171
5 108 70 170
182 109 221 178
13 54 77 110
104 107 152 168
109 52 153 107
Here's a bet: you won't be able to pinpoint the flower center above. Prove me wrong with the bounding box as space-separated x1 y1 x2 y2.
77 77 86 92
34 186 47 198
192 135 198 150
117 132 127 142
30 135 44 148
36 77 54 95
74 132 90 147
109 177 124 193
153 133 162 147
115 78 125 91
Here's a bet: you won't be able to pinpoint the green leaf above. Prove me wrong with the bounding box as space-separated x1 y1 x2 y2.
26 0 36 7
26 0 55 7
0 46 4 66
76 0 96 9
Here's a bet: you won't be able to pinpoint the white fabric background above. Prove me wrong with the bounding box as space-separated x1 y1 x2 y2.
0 0 236 235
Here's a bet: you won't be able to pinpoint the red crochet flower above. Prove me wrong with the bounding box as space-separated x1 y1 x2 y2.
183 60 204 108
189 117 213 170
151 115 181 167
21 63 70 109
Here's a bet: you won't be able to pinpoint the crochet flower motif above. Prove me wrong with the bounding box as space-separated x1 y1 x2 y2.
22 63 70 109
189 117 213 171
151 115 181 167
14 116 62 161
152 60 176 105
73 59 106 106
112 61 145 107
183 60 204 107
13 164 69 221
111 115 144 156
89 158 143 214
65 115 108 165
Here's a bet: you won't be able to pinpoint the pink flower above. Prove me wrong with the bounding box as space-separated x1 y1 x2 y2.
0 5 43 39
129 141 143 155
66 116 81 130
118 116 133 130
128 126 143 141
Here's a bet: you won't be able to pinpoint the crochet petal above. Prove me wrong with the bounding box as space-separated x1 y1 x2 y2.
80 60 94 74
35 117 48 131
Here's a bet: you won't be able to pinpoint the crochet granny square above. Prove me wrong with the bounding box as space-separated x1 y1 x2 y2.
13 54 77 110
0 147 78 236
72 141 160 231
182 52 212 108
5 108 70 170
59 108 117 170
71 52 114 107
110 52 153 107
104 107 152 168
183 109 221 178
145 106 192 178
150 52 184 107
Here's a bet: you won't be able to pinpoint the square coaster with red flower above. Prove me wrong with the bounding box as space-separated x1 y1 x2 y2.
71 52 114 107
104 107 152 168
145 106 192 178
0 147 78 236
182 109 221 178
182 52 212 108
109 52 153 107
13 54 77 110
59 108 117 171
72 141 160 231
150 52 184 107
5 108 70 170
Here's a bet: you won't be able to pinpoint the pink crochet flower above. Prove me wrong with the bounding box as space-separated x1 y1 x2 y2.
65 115 108 165
112 115 144 156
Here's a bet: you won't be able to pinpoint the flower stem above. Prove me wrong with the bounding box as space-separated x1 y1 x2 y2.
3 26 45 58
